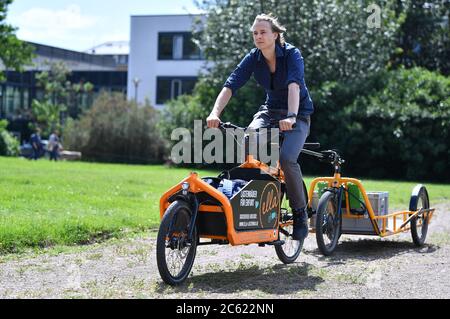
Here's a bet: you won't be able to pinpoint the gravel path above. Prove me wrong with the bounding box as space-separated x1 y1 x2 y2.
1 202 449 299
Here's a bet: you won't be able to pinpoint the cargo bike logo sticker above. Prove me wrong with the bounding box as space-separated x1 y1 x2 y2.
232 181 280 230
259 182 280 228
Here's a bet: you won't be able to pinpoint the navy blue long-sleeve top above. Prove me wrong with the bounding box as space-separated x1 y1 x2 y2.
223 42 314 117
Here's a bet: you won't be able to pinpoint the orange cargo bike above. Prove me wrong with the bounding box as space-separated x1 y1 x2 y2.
157 121 315 285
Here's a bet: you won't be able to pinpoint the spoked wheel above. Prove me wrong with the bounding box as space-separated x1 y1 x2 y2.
315 190 341 256
410 185 430 247
274 182 307 264
156 200 197 285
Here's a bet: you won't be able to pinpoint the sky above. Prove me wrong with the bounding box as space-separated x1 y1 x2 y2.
6 0 202 52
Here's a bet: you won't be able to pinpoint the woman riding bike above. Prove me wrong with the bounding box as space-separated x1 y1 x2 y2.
206 13 314 243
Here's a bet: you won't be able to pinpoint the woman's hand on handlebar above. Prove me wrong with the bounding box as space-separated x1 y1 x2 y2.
279 117 296 131
207 113 221 128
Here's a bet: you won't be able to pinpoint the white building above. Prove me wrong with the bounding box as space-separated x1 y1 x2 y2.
128 14 205 108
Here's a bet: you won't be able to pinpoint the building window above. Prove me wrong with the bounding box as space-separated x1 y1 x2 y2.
173 35 183 60
0 86 4 118
156 77 197 104
0 85 23 118
158 32 202 60
6 86 21 116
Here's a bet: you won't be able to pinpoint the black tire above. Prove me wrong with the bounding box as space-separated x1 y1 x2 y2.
410 185 430 247
315 190 341 256
274 181 307 264
156 200 197 285
275 220 303 264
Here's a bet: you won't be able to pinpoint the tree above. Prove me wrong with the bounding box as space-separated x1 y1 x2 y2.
31 61 70 136
347 67 450 181
159 0 449 181
194 0 402 86
67 79 94 118
306 67 450 182
190 0 403 126
391 0 450 75
0 0 34 81
31 61 94 136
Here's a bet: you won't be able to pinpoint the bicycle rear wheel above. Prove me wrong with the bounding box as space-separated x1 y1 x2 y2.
274 182 307 264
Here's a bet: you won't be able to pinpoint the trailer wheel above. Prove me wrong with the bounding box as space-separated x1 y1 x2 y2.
410 185 430 247
156 200 197 285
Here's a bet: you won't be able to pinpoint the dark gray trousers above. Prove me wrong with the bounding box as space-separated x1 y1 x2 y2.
247 106 310 210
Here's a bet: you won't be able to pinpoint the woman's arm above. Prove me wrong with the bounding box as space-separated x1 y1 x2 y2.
279 82 300 131
287 82 300 115
207 87 232 128
207 52 255 128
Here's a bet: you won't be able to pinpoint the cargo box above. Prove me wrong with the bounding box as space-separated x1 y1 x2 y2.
311 191 389 235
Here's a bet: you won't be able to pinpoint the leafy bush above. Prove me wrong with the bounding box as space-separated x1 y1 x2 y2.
307 68 450 182
348 67 450 181
158 89 266 167
391 0 450 75
158 94 208 142
159 78 264 138
160 69 449 181
63 93 166 164
0 120 20 157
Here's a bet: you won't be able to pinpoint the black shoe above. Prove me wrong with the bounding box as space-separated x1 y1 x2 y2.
292 208 309 241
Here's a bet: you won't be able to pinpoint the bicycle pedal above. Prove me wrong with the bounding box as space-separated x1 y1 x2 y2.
282 215 293 222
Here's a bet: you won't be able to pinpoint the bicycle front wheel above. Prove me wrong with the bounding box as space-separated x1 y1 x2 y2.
156 200 197 285
315 190 341 256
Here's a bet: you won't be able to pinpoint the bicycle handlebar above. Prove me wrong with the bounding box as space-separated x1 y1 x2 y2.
219 121 321 150
218 122 245 130
218 120 297 131
218 121 344 170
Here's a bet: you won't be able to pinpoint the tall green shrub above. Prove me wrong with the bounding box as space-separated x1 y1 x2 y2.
63 93 166 164
348 67 450 181
0 120 19 156
307 68 450 182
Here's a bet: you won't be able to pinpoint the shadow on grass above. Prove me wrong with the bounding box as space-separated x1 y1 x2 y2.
306 238 440 266
154 262 324 295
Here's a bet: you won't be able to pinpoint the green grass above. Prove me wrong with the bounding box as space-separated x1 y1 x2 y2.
0 156 449 254
342 178 449 209
0 157 217 254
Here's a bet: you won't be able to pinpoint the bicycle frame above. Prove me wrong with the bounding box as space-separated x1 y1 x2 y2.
157 122 311 285
160 153 287 246
160 122 306 246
